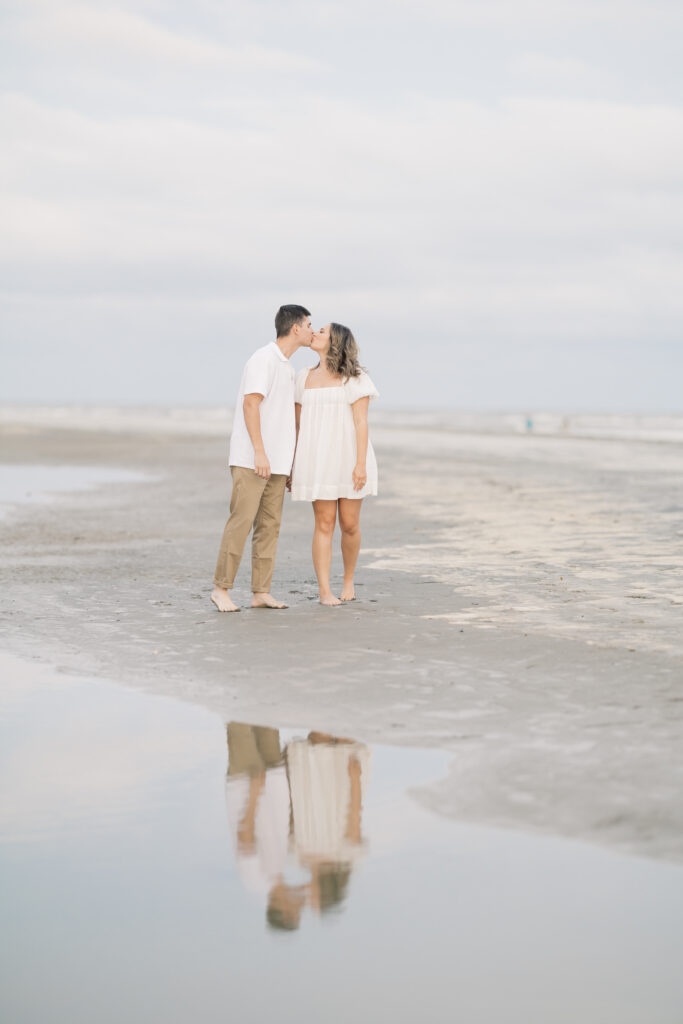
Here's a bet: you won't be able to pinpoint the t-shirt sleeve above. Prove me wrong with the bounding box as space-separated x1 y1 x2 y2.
242 350 274 398
294 368 309 404
345 370 379 405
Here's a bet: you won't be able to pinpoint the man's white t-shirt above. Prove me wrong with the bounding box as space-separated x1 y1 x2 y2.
224 767 291 897
228 342 296 475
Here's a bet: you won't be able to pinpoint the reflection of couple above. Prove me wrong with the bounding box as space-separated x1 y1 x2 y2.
224 723 371 931
211 304 379 610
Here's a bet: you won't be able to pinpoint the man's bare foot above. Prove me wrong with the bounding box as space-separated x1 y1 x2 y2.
211 586 240 612
320 593 343 606
252 592 288 609
340 585 355 602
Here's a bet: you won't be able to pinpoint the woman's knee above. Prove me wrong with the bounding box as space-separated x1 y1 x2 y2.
339 516 360 537
314 514 337 536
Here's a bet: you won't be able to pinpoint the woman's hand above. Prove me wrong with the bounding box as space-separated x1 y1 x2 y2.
352 464 367 491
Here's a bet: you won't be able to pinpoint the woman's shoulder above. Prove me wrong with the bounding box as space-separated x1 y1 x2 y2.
343 368 372 385
344 369 379 401
294 366 313 402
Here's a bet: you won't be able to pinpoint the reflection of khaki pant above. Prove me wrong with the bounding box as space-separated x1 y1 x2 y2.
226 722 282 776
213 467 287 593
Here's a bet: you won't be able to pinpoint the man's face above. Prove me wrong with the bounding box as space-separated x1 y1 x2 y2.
296 316 314 347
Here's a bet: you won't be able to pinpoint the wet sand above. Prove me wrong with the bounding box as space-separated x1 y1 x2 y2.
1 409 682 862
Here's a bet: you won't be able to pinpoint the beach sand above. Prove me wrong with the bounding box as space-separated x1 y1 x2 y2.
1 409 682 862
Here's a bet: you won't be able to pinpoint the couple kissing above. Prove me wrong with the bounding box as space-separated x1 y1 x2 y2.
211 304 379 611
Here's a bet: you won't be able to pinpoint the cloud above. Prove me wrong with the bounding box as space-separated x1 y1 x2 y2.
239 0 683 28
509 54 616 93
1 0 682 407
2 90 682 335
12 2 325 72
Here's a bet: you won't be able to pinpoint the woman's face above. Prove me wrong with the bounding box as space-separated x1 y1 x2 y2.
310 324 331 354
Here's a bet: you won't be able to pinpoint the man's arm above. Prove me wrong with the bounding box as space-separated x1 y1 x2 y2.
236 772 266 853
286 401 302 492
243 393 270 479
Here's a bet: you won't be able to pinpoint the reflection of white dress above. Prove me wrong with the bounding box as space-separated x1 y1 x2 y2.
287 740 371 865
291 369 379 501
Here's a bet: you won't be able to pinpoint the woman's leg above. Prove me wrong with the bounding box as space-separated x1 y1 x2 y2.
338 498 363 601
312 500 341 605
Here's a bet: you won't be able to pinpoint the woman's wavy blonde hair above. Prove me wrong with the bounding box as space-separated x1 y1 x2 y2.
326 322 363 379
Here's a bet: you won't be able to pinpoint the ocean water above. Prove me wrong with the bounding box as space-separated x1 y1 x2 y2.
1 652 682 1024
1 404 682 444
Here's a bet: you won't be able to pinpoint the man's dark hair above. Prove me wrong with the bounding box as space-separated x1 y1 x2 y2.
275 304 310 338
266 905 300 931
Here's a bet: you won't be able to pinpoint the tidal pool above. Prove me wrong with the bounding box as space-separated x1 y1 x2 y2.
1 653 681 1024
0 464 151 519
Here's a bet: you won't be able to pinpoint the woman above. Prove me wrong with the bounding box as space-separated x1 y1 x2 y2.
291 323 379 605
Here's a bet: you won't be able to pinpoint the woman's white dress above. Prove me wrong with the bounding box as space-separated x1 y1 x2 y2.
291 368 379 501
286 739 371 866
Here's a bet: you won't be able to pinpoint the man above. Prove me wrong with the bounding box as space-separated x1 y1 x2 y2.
223 723 300 927
211 304 313 612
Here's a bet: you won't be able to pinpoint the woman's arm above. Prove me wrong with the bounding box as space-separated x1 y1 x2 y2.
345 755 363 844
351 396 370 491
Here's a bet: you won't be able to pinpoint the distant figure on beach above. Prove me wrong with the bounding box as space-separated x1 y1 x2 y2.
224 722 371 932
290 323 379 605
211 304 313 612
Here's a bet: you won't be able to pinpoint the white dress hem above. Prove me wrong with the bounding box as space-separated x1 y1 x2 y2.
291 484 378 502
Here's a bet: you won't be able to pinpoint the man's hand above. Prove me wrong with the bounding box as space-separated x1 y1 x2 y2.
243 393 268 477
254 449 271 479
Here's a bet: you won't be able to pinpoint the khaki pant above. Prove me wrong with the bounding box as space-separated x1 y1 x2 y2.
226 722 283 776
213 466 287 593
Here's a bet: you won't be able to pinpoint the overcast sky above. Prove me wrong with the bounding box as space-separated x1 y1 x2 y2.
1 0 682 411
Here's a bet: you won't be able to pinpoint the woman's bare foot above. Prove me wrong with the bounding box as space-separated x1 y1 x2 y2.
319 593 343 606
340 584 355 602
252 592 288 609
211 586 240 612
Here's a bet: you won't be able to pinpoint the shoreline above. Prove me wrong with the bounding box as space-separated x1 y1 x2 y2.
1 413 682 863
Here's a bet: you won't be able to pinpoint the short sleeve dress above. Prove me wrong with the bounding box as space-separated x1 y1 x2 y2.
291 368 379 501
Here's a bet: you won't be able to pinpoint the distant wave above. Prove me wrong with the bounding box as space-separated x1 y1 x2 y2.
1 405 682 444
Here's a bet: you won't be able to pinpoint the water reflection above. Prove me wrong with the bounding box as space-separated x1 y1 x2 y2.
225 723 371 930
3 659 683 1022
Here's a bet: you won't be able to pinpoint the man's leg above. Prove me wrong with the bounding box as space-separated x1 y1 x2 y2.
212 468 266 611
251 473 288 608
253 726 283 769
226 723 267 776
